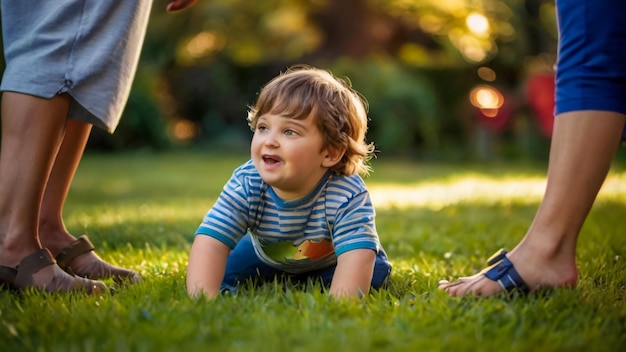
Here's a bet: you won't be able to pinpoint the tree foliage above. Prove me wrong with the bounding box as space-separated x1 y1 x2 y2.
109 0 558 159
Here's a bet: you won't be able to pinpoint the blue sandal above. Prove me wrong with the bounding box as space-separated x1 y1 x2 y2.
483 249 529 294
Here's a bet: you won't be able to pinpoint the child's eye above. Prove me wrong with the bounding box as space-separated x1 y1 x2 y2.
284 129 297 136
257 125 268 132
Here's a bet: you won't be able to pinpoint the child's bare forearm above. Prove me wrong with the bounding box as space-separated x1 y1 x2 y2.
329 249 376 298
186 235 230 298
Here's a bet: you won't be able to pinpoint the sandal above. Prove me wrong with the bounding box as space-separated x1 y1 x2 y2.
55 235 142 284
13 248 107 294
0 265 18 292
483 249 530 294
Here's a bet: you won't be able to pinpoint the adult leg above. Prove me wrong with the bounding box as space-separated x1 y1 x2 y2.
439 111 625 296
38 119 141 283
0 92 105 293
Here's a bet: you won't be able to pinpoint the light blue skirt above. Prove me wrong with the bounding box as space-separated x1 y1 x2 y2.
0 0 153 132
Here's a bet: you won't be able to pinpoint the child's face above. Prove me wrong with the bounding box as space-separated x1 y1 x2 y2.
251 112 335 201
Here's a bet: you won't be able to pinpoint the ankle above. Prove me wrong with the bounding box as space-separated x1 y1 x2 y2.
520 227 578 258
511 239 579 288
0 236 41 267
38 230 76 255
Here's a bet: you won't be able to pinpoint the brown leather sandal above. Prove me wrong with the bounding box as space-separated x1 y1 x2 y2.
0 265 18 292
13 248 107 294
55 235 142 284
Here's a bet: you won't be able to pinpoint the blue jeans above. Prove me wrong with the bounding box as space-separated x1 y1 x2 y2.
220 233 392 293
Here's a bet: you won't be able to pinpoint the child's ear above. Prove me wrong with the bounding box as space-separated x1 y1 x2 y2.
321 146 346 168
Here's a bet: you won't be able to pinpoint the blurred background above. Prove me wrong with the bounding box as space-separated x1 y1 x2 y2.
9 0 563 161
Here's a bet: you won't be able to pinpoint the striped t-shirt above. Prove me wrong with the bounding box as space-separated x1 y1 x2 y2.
195 160 381 274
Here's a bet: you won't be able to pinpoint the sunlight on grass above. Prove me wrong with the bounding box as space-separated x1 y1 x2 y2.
3 153 626 351
68 200 210 228
369 172 626 210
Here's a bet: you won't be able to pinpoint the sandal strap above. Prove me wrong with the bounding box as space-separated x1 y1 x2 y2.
55 235 95 271
487 248 507 266
14 248 56 287
484 249 530 293
0 265 18 291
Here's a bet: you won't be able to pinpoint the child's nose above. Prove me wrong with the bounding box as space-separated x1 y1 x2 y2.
264 131 280 147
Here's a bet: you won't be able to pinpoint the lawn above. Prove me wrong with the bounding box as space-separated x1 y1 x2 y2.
1 150 625 351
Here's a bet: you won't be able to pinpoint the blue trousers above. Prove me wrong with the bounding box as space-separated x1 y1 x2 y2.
221 234 392 293
555 0 626 117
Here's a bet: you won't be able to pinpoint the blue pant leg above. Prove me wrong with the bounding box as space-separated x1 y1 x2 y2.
221 233 281 293
300 249 392 289
371 248 392 289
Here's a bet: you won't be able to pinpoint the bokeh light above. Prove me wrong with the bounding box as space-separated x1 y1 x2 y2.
469 85 504 110
477 67 497 82
466 12 490 36
185 31 225 59
168 119 197 143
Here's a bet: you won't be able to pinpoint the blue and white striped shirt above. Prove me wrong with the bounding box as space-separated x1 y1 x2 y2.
195 160 381 274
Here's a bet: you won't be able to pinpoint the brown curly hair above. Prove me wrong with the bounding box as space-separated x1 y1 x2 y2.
247 65 375 176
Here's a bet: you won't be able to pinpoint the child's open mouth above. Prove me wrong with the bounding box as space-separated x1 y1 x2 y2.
262 155 281 164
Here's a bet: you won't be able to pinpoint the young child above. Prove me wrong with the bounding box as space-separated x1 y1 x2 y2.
186 65 392 299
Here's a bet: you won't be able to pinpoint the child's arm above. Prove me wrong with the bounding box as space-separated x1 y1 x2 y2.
186 235 231 299
328 248 376 298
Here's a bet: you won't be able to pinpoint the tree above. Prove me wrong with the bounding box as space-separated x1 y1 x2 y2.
113 0 559 157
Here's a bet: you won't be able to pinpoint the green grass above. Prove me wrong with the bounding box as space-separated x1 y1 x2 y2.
1 150 626 351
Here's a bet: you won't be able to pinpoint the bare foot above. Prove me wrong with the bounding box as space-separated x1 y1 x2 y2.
438 247 578 297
